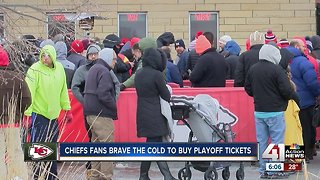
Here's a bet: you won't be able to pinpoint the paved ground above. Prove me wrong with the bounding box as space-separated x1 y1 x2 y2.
58 149 320 180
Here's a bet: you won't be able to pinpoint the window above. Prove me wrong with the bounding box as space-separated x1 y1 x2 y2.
118 13 147 40
0 14 4 38
189 12 219 47
47 13 76 39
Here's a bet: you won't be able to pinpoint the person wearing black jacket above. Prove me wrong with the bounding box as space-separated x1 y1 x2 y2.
84 48 117 180
234 31 265 87
135 48 177 180
190 32 227 87
244 44 295 179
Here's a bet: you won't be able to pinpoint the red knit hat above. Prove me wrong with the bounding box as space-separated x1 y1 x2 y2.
196 31 203 39
278 39 289 49
265 30 277 44
0 46 9 67
71 40 84 53
130 37 140 48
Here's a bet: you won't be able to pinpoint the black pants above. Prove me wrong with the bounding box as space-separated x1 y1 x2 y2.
299 106 316 158
140 136 163 176
30 113 59 180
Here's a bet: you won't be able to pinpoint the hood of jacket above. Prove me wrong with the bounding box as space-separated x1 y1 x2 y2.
54 41 67 60
40 39 55 48
279 48 294 70
224 40 241 56
259 44 281 65
39 44 57 68
311 35 320 50
142 48 167 71
195 35 211 55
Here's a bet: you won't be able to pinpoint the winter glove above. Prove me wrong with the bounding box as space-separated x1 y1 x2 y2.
63 110 73 124
120 84 126 91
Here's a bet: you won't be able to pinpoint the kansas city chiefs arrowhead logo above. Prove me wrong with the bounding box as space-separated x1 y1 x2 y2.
28 143 54 160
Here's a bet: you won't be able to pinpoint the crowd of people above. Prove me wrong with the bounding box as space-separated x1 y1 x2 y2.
0 29 320 179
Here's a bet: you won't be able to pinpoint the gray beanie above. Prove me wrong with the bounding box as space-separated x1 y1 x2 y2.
99 48 115 67
86 44 101 56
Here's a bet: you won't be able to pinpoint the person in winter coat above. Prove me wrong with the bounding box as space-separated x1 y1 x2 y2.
287 39 320 163
55 41 75 88
25 44 72 180
121 37 158 90
0 46 31 180
278 49 303 149
0 45 31 124
175 39 189 80
67 39 86 69
234 31 265 87
223 40 241 79
311 35 320 59
218 35 232 53
84 48 118 180
190 32 227 87
135 47 177 180
162 46 183 87
245 44 295 179
72 44 101 104
104 34 131 83
294 36 320 80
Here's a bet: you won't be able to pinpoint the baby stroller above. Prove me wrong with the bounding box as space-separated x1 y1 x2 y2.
170 94 245 180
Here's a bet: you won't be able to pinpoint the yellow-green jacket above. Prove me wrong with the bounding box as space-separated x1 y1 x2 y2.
25 45 70 120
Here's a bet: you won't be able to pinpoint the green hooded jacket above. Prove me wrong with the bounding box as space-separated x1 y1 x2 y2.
25 45 70 120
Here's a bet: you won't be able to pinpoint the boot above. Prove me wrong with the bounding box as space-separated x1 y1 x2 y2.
156 162 178 180
139 161 151 180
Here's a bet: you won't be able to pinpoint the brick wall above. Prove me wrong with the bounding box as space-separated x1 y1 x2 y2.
1 0 316 50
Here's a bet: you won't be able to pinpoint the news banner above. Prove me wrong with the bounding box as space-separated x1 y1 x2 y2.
23 142 304 172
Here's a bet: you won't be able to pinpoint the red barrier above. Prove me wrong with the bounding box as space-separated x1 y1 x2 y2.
60 88 320 143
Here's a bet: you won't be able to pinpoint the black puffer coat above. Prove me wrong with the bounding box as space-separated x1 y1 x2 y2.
135 48 170 138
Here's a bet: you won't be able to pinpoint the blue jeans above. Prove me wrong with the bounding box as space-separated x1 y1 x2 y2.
255 113 285 174
31 113 58 180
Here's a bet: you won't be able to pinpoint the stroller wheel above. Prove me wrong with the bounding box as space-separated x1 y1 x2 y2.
236 168 245 180
222 167 230 180
178 167 192 180
204 168 218 180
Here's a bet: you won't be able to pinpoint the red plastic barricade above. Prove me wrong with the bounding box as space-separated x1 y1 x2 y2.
60 89 320 143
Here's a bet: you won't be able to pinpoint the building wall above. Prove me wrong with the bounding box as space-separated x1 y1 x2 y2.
0 0 316 49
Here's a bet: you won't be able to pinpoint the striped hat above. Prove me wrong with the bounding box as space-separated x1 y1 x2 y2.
265 30 277 44
278 39 289 49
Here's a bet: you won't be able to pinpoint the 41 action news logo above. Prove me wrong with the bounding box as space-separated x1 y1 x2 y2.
262 144 305 161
